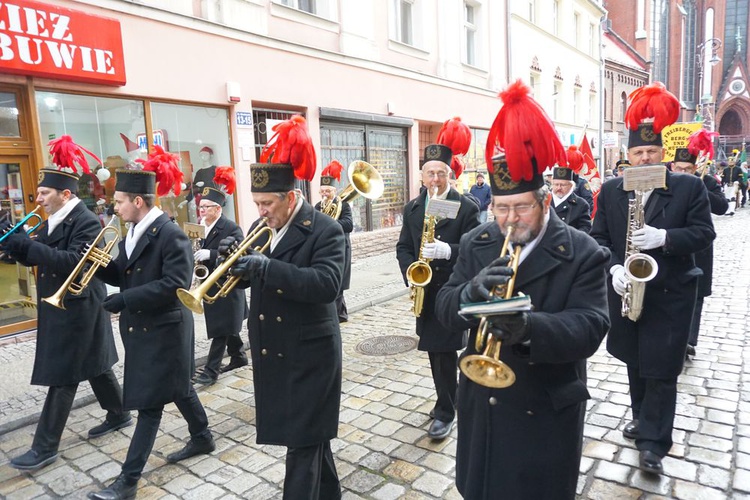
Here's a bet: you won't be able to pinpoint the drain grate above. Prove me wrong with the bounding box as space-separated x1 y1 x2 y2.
355 335 418 356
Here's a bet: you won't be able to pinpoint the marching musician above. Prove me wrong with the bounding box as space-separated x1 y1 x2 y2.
550 164 592 233
221 116 345 499
89 149 214 500
436 81 610 500
1 137 130 472
672 137 728 358
590 83 715 475
314 160 353 322
721 157 743 211
193 169 248 385
396 117 479 440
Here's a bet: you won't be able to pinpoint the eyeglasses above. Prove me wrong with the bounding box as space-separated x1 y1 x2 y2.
199 205 218 211
492 203 538 216
424 171 448 179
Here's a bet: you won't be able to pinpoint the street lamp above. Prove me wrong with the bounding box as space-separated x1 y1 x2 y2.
696 37 722 131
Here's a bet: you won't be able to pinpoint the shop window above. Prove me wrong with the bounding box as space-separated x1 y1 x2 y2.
150 102 234 225
0 92 20 137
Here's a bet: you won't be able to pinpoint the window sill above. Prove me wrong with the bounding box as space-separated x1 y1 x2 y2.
387 39 430 60
635 29 647 40
269 1 338 32
461 62 489 76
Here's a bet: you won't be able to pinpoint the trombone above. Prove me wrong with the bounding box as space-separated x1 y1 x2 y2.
321 161 384 219
459 225 521 389
177 218 274 315
0 206 43 244
43 217 121 310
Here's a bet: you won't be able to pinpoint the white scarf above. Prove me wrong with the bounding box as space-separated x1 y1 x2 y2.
47 197 81 235
270 197 303 253
125 207 163 258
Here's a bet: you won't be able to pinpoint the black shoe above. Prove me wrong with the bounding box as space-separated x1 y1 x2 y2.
428 419 453 440
686 345 696 357
639 450 663 475
87 474 138 500
428 409 435 419
88 414 133 438
194 372 217 386
338 316 348 323
9 449 58 471
166 435 216 463
220 358 248 374
622 420 639 440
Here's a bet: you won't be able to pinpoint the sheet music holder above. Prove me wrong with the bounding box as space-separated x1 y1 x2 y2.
459 294 532 320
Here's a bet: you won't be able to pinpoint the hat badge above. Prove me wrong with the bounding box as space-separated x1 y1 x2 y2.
252 168 270 189
640 126 657 142
425 145 441 160
202 187 210 196
38 171 45 183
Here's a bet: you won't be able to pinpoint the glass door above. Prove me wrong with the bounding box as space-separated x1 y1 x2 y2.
0 156 37 336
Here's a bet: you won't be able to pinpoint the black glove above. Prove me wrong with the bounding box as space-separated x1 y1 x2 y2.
1 229 31 257
0 217 12 235
229 250 270 283
102 293 126 314
216 236 237 266
488 312 531 346
460 256 514 303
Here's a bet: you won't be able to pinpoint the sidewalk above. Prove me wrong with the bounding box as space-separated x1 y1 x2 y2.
0 252 407 435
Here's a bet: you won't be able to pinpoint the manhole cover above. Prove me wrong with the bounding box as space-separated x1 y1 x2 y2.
355 335 417 356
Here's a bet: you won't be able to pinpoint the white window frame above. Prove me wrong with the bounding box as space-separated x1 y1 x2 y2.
528 0 535 23
280 0 316 15
464 1 478 66
574 88 581 124
589 23 596 56
553 81 562 121
573 12 580 49
394 0 415 46
552 0 559 36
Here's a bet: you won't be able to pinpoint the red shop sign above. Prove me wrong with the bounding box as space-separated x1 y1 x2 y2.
0 0 126 86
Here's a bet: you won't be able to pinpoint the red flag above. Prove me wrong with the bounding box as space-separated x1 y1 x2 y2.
578 133 602 218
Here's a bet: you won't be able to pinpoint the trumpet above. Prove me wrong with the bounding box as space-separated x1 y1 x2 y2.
177 218 274 314
43 217 121 310
459 225 521 389
322 161 384 219
0 206 43 244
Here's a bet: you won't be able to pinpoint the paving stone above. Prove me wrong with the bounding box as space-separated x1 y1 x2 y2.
371 483 407 500
629 469 671 495
697 463 731 490
182 482 225 500
383 460 424 482
672 480 729 500
593 461 631 484
585 479 641 499
583 441 619 460
686 447 732 469
688 433 733 452
661 455 697 481
341 469 384 494
412 470 453 496
735 469 750 493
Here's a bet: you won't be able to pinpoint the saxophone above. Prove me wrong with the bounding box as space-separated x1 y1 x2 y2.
621 190 658 321
406 212 436 317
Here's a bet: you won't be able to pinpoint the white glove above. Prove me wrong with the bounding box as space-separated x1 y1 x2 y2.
631 225 666 250
194 249 211 262
610 264 628 297
422 240 451 260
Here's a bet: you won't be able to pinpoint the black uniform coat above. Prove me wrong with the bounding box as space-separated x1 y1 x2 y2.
553 192 592 233
13 201 117 387
695 173 727 297
721 165 744 186
590 169 715 378
314 198 352 290
98 212 195 410
239 201 345 448
201 214 247 339
396 188 479 352
435 214 610 500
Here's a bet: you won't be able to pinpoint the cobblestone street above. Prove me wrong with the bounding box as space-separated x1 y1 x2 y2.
0 209 749 499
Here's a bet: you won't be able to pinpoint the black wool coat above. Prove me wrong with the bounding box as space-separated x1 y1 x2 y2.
553 192 592 233
13 201 117 386
396 188 479 352
238 201 345 448
201 214 247 339
694 173 728 297
314 198 352 290
590 169 715 378
98 212 195 410
436 215 610 500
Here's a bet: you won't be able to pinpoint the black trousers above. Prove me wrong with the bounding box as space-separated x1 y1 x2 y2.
33 369 125 453
203 333 246 378
121 385 210 480
283 441 341 500
428 351 458 422
688 296 705 346
335 293 348 322
627 365 677 458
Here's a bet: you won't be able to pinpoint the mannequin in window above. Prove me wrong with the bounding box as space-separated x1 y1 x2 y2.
193 147 217 197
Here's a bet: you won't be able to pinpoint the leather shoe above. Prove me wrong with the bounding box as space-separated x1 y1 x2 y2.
686 345 696 357
88 414 133 438
87 474 138 500
220 358 248 374
194 372 217 386
639 450 663 475
427 419 453 440
166 435 216 463
622 420 639 439
9 449 58 471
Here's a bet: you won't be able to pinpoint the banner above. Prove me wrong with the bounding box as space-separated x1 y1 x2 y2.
661 122 703 162
579 133 602 218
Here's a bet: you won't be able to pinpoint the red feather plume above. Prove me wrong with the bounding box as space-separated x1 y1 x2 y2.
259 115 316 182
213 166 236 195
566 145 584 173
485 80 566 180
437 117 472 177
135 145 184 197
321 160 344 181
624 82 680 134
47 135 101 175
687 129 719 159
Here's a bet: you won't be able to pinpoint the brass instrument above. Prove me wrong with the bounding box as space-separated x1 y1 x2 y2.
184 222 209 289
0 206 43 244
459 226 521 389
322 161 384 219
43 218 121 310
177 219 274 314
621 191 658 321
405 212 436 317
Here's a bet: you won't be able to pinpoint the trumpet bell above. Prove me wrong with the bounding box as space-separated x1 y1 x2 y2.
459 354 516 389
177 288 205 315
406 261 432 287
345 161 384 201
